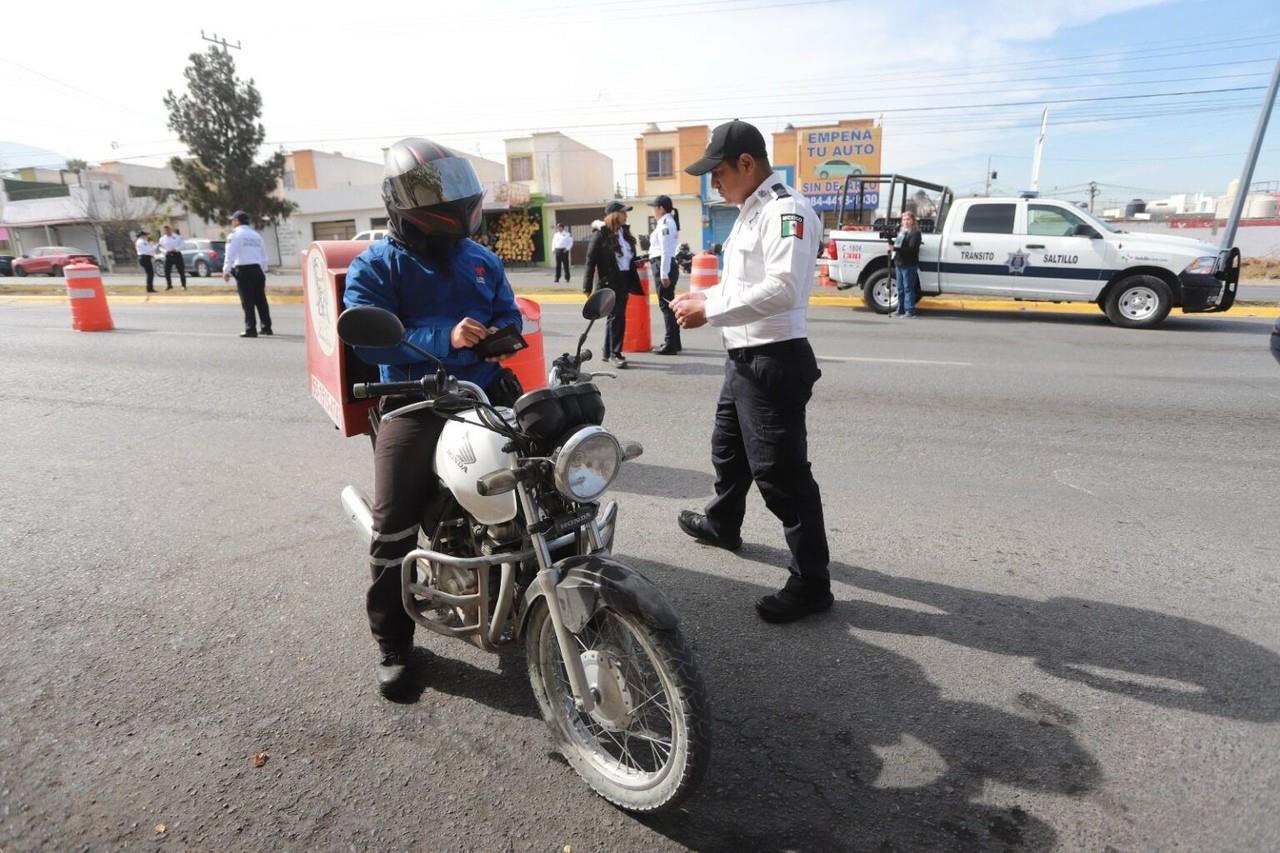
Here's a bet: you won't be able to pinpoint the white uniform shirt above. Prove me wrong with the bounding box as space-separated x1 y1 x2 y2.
649 212 678 279
136 237 157 257
704 173 821 349
552 230 573 251
223 224 269 273
616 230 633 273
157 233 184 253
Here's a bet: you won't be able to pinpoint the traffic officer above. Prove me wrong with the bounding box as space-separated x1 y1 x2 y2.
157 224 186 290
343 137 523 699
649 194 681 355
223 211 273 337
135 231 157 292
672 119 832 624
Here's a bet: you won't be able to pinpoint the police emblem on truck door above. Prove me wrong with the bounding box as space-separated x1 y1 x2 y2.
1006 250 1030 275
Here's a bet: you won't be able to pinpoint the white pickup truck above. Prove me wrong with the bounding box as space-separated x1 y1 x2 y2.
825 175 1241 328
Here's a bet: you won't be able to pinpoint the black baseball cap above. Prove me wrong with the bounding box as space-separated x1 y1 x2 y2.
604 200 632 214
229 210 249 224
684 119 768 176
650 194 673 210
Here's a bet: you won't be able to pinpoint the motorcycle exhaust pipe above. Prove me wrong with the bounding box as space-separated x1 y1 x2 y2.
340 485 374 541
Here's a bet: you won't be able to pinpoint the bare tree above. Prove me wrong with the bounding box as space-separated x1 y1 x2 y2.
74 181 171 271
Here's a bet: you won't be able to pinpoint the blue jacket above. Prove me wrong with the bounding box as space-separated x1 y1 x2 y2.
343 238 521 388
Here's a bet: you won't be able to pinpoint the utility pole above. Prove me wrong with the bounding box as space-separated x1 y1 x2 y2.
984 156 992 196
1223 53 1280 250
200 30 241 53
1088 181 1099 215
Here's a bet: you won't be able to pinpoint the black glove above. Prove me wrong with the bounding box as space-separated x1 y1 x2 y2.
485 367 524 408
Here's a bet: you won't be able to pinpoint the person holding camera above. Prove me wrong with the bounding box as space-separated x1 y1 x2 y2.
891 210 922 318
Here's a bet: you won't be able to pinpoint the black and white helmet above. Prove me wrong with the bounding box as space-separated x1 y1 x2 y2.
382 138 484 241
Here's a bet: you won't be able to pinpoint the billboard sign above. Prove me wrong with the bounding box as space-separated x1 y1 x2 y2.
796 121 882 210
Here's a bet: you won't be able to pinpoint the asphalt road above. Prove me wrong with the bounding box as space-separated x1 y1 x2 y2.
1 299 1278 851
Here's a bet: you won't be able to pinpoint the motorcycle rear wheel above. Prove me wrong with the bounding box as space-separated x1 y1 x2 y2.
526 604 709 813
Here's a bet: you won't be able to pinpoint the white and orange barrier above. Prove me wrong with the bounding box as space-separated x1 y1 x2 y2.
64 263 114 331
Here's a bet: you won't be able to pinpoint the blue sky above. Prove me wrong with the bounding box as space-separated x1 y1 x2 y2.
2 0 1278 210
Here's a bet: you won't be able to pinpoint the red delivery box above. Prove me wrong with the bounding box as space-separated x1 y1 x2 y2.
301 241 379 436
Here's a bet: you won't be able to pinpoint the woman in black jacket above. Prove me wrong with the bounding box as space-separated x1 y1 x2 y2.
891 210 923 317
582 202 640 367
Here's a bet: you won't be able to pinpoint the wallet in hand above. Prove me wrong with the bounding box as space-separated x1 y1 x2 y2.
473 324 528 359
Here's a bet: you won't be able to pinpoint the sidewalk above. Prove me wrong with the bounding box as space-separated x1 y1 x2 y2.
3 267 1279 315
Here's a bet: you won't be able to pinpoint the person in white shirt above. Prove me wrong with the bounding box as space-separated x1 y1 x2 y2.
672 119 831 624
648 194 681 355
551 223 574 283
222 210 272 337
135 231 158 292
157 224 186 290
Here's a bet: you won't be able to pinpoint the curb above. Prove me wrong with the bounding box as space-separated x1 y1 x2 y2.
3 289 1278 318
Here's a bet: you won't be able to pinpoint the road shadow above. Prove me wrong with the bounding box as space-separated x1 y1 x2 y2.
612 461 715 499
893 306 1272 334
743 543 1280 723
393 647 538 719
627 556 1096 851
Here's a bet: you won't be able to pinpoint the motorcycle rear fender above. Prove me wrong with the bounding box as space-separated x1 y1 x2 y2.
518 555 680 639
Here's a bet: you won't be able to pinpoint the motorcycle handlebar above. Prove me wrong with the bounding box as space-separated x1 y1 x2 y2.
352 376 441 400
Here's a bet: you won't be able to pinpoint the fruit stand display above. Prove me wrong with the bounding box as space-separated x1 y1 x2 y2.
493 212 541 263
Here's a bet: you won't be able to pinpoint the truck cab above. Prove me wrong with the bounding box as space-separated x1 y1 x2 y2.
826 175 1240 328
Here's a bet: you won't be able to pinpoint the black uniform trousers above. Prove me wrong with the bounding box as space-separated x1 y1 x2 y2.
232 264 272 332
601 271 639 357
140 256 155 291
163 251 186 287
554 248 571 282
366 372 523 655
655 263 682 350
704 337 830 590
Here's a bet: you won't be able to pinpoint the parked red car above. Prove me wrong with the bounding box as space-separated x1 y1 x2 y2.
12 246 98 277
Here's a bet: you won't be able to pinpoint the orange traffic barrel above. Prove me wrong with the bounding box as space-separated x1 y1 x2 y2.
507 296 547 392
622 275 651 353
64 262 114 331
690 252 719 292
818 262 835 288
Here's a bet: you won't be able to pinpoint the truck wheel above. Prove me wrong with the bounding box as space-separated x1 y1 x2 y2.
1104 275 1171 328
862 268 895 314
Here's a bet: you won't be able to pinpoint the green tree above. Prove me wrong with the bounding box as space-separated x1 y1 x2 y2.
163 47 295 226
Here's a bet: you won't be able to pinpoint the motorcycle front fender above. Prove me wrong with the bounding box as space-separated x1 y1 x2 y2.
518 554 680 639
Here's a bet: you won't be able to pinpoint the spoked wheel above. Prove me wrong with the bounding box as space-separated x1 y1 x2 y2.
527 605 709 813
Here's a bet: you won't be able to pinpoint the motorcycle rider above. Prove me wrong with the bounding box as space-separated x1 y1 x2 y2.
343 138 524 699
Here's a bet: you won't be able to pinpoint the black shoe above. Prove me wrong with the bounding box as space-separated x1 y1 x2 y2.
377 649 413 699
652 346 678 355
602 353 611 363
240 330 258 338
166 285 174 290
260 327 273 335
755 585 834 624
614 354 628 368
677 511 741 551
146 288 157 293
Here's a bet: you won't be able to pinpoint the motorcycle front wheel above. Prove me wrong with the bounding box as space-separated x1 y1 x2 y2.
526 604 710 813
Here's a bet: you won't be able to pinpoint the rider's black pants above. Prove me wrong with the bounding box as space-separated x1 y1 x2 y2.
703 338 830 591
366 371 523 656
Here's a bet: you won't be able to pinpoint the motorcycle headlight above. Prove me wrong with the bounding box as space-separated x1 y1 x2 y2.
1185 255 1217 275
554 426 622 502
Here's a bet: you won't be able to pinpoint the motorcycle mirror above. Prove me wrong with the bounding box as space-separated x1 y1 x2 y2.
583 288 616 321
336 306 405 348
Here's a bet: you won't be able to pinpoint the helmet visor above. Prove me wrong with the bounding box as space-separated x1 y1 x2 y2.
383 155 483 210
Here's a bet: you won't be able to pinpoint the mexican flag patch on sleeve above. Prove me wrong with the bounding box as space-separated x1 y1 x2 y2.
780 213 804 239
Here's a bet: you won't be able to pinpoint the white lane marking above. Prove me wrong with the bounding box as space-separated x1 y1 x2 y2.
817 354 973 367
1053 468 1097 497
